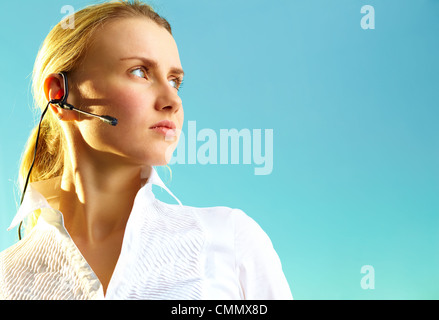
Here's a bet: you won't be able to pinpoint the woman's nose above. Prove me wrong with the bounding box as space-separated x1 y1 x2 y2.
154 83 182 113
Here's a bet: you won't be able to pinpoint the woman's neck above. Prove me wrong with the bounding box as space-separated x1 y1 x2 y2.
58 148 149 243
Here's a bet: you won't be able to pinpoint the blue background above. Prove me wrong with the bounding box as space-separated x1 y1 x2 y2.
1 0 438 299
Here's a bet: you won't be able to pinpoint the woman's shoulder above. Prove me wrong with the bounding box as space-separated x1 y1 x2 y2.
181 204 254 226
0 233 35 298
0 235 27 266
179 204 269 243
181 204 292 299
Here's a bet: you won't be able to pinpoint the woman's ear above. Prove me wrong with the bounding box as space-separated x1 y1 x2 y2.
43 73 78 122
44 73 65 102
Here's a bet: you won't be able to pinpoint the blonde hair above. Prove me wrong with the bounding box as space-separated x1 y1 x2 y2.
18 0 173 236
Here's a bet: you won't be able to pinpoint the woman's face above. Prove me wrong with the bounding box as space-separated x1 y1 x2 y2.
66 17 184 167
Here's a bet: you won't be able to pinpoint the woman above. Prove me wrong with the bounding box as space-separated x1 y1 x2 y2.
0 0 292 299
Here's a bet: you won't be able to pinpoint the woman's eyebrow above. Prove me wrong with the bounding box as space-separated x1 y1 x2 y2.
120 56 185 77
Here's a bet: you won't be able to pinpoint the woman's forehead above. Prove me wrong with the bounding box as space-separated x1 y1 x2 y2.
83 17 181 69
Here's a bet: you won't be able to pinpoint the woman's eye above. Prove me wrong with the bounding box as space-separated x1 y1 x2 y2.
130 68 182 91
130 67 147 79
169 79 178 89
169 78 183 91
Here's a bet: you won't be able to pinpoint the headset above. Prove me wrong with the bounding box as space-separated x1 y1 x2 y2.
53 72 118 126
18 71 118 240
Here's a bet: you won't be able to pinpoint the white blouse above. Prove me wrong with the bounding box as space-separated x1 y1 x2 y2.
0 166 292 300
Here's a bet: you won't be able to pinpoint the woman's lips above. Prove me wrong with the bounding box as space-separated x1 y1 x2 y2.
150 120 176 130
149 120 177 137
150 126 176 136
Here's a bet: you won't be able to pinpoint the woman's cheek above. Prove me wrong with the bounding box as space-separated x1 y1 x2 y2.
107 87 150 123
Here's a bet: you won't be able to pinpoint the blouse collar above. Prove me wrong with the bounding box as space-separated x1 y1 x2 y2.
8 166 182 231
